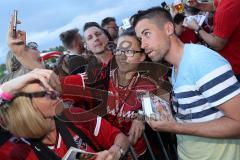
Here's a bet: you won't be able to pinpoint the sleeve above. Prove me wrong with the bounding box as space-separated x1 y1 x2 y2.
135 75 158 94
193 49 240 107
213 0 240 39
94 117 121 149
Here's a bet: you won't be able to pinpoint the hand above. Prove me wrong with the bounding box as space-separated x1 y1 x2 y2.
187 0 199 7
96 148 120 160
79 153 97 160
147 101 177 132
184 18 200 31
1 69 60 95
7 15 26 57
128 119 145 145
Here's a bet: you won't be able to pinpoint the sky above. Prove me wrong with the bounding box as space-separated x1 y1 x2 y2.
0 0 173 64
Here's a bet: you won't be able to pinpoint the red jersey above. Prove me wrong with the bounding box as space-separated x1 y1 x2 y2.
0 109 120 160
213 0 240 74
180 28 197 44
107 69 157 155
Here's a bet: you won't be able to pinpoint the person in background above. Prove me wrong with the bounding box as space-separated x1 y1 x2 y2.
7 16 43 70
186 0 240 81
101 17 119 42
83 22 117 91
173 13 197 43
59 28 86 56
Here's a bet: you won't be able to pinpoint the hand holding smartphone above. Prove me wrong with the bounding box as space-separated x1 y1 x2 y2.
12 10 18 38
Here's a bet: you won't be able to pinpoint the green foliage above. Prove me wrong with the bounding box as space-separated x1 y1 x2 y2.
0 64 6 79
42 45 66 53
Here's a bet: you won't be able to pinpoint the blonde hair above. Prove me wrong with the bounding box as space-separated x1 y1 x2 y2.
0 96 52 138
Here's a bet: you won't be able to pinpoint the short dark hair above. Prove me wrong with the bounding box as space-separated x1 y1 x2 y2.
59 28 79 49
83 22 101 32
173 13 185 25
83 22 113 41
118 27 142 48
101 17 116 27
119 27 135 37
130 6 173 28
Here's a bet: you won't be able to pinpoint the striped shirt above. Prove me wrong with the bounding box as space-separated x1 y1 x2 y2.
172 44 240 160
172 44 240 123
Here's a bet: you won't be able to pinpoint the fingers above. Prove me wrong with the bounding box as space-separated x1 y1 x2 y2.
8 15 14 37
128 132 135 144
17 30 26 44
17 20 21 24
26 69 59 91
128 120 145 145
147 120 158 131
29 71 53 91
96 150 112 160
80 153 96 160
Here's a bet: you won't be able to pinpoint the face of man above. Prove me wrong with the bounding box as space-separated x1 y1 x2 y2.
103 21 118 40
135 18 171 62
84 26 109 55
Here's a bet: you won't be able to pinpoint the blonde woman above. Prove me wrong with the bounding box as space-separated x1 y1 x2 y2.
0 69 129 160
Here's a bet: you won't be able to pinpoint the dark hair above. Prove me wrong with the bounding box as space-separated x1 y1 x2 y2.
59 28 79 49
130 6 173 28
101 17 116 27
26 42 38 50
184 4 200 15
118 27 136 38
173 13 185 25
117 27 142 49
83 22 101 32
83 22 113 41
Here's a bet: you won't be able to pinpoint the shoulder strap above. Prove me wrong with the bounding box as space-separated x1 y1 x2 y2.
29 117 78 160
29 115 101 160
59 114 101 151
0 130 11 146
55 117 77 149
30 140 61 160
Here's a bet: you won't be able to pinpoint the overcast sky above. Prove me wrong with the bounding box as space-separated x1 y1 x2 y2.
0 0 173 64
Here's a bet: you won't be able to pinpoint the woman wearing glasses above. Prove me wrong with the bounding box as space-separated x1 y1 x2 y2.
107 29 157 159
0 69 129 160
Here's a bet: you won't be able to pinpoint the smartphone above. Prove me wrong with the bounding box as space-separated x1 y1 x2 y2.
13 10 18 38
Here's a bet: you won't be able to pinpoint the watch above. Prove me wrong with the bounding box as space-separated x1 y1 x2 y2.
114 144 125 158
195 26 202 36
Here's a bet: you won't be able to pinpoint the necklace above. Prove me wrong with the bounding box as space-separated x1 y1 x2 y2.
112 69 140 124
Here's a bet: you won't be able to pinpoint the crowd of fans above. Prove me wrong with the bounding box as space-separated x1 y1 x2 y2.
0 0 240 159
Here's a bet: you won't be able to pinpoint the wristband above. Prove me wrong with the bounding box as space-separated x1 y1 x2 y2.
0 87 14 101
113 144 125 158
195 26 202 36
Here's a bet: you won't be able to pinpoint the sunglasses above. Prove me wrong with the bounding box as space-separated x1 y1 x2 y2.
15 91 60 100
114 48 143 57
27 42 38 50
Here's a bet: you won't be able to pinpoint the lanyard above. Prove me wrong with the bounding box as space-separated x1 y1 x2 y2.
29 115 99 160
112 69 140 123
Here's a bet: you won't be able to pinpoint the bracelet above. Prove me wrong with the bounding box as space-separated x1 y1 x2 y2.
113 144 125 158
0 87 13 101
195 26 202 36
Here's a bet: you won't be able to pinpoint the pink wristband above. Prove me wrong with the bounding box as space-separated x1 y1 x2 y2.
1 92 13 101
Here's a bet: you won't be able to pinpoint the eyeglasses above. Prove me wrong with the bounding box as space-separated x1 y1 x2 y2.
16 91 60 100
27 42 38 50
114 49 143 57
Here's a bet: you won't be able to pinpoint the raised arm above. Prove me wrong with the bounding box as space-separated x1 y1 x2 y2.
7 15 43 70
